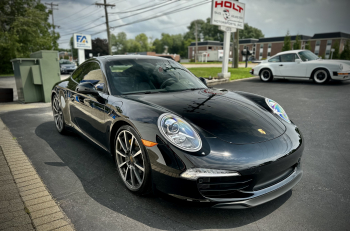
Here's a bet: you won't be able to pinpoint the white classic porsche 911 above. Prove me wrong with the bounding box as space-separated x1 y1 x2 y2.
250 50 350 84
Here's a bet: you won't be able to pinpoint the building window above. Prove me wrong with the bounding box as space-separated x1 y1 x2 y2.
316 40 320 46
267 52 271 57
327 40 332 46
208 46 212 50
268 43 272 48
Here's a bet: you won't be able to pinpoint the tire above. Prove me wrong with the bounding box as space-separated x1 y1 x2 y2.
260 69 273 82
52 94 67 134
114 125 152 195
313 69 330 84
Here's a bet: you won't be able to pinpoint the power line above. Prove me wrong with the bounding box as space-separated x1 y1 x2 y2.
109 1 170 14
93 0 210 35
107 1 176 24
57 1 174 38
55 4 94 23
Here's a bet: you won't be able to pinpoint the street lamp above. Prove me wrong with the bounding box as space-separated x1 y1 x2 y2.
330 48 335 59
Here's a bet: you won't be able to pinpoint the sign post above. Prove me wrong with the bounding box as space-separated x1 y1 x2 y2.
73 33 92 65
210 0 245 79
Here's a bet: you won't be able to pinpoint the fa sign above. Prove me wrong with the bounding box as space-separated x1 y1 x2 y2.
73 33 92 50
210 0 246 29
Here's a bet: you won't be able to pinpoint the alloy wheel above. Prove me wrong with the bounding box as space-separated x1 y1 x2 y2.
115 130 145 190
52 96 64 131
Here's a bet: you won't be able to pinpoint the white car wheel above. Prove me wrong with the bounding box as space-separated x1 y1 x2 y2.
260 69 273 82
313 69 329 84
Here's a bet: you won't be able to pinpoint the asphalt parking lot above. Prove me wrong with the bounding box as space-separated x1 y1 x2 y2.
1 77 350 230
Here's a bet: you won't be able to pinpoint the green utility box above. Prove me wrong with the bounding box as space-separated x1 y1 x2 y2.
11 50 61 103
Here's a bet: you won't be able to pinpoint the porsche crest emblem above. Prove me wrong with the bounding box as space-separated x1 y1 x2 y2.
258 129 266 135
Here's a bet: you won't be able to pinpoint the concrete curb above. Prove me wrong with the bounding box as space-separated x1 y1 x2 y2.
0 118 75 231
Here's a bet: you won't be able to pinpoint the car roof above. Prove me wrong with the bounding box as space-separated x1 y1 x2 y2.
276 50 305 55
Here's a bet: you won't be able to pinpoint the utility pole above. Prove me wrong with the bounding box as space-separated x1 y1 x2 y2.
195 21 198 63
233 29 239 68
45 2 59 34
96 0 115 55
231 0 239 68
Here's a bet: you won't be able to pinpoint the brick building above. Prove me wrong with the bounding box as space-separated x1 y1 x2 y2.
188 32 350 61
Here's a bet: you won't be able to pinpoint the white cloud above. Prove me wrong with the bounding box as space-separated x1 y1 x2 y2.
265 19 273 23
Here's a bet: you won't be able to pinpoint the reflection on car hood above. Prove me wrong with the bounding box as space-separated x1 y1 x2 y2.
125 89 286 144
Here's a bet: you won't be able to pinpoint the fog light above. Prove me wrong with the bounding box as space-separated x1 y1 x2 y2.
180 168 240 180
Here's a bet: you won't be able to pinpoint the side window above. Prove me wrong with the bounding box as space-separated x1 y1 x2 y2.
280 54 296 62
295 54 300 60
268 56 280 62
81 62 106 92
71 65 85 83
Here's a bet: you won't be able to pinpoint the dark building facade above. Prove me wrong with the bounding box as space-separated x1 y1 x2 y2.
188 32 349 61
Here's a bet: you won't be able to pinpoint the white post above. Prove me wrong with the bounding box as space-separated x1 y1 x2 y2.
78 49 85 65
218 27 235 79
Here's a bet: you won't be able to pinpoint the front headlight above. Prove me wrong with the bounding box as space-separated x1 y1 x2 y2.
265 98 291 123
158 113 202 152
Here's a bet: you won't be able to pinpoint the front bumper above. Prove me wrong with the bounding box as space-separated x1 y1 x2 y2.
212 162 302 209
332 71 350 81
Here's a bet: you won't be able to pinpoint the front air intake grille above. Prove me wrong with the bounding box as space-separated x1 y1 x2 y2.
197 175 254 198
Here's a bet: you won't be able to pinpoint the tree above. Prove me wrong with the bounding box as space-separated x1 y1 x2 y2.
239 23 264 39
282 30 291 51
184 19 264 42
331 40 340 59
305 41 311 50
152 39 163 53
293 35 301 50
126 39 141 53
135 33 149 51
70 37 78 59
84 38 108 58
340 40 350 60
111 32 127 54
0 0 59 74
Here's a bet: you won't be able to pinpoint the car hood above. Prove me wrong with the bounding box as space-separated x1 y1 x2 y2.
124 89 286 144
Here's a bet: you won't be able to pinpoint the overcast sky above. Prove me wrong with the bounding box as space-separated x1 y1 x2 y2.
51 0 350 49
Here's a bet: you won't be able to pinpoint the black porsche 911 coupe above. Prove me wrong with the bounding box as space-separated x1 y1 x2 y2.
51 55 303 209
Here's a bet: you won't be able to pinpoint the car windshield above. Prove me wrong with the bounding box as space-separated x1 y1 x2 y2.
298 50 319 61
105 58 207 95
60 60 74 64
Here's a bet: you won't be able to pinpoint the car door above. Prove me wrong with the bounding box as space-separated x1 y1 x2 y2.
279 53 308 78
267 55 282 76
81 62 110 148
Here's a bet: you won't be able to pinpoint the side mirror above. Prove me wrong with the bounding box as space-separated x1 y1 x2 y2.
295 59 301 64
76 82 98 95
198 77 207 86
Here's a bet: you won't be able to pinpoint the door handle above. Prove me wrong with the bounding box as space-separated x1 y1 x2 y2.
279 64 283 66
